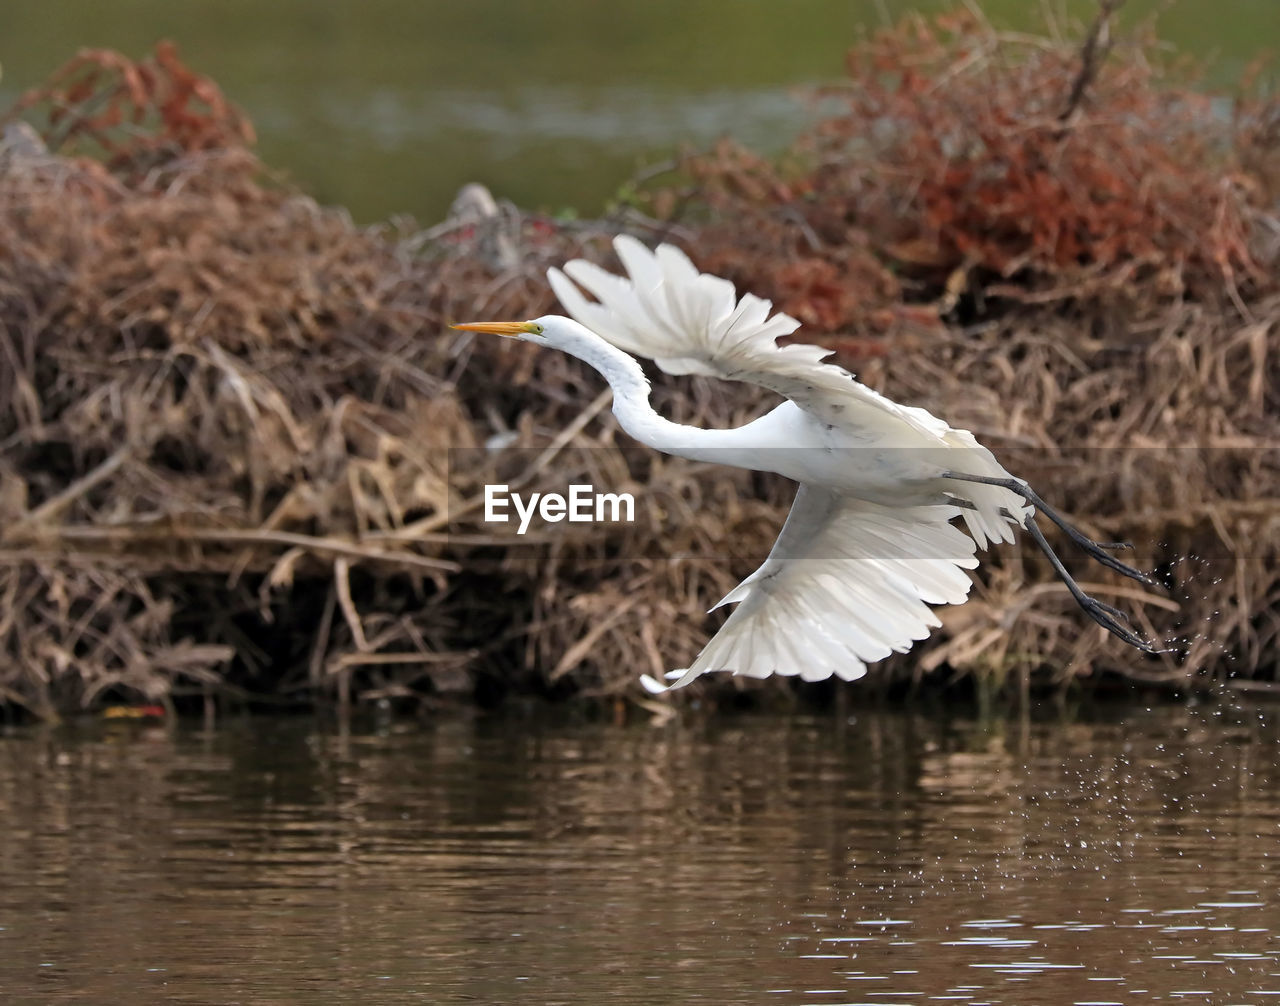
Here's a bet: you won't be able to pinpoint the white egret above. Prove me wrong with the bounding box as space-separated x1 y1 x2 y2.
453 236 1159 692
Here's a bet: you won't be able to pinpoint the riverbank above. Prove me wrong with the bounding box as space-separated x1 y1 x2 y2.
1 10 1276 719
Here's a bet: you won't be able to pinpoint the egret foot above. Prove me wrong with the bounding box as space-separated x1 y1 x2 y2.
1020 514 1161 653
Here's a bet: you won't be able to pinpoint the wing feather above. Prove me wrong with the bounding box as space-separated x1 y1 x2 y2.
642 486 978 692
550 235 949 437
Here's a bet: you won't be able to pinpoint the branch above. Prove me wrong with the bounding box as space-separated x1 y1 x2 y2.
3 445 132 538
1060 0 1127 122
10 524 459 576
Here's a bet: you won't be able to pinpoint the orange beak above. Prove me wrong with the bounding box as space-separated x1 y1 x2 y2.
450 321 535 338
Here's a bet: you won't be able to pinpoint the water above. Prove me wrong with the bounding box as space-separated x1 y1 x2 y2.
2 703 1278 1003
1 1 1277 222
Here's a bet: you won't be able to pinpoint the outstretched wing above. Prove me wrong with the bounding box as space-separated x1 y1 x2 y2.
642 486 979 692
547 235 947 438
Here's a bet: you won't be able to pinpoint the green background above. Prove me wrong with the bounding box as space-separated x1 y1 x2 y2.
1 1 1274 222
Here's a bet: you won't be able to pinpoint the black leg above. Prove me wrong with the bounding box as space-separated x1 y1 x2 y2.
942 470 1158 588
1019 515 1163 654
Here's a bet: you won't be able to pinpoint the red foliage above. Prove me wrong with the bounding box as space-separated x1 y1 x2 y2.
4 41 254 167
646 9 1276 331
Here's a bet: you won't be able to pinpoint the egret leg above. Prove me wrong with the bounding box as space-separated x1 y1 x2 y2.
950 493 1160 651
941 470 1158 588
1016 513 1162 654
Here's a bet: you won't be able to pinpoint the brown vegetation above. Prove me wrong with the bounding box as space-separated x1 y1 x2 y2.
0 13 1277 720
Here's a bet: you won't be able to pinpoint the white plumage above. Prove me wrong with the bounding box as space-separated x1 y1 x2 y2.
453 236 1158 692
665 488 979 688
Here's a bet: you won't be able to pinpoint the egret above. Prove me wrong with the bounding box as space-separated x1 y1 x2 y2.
453 236 1159 692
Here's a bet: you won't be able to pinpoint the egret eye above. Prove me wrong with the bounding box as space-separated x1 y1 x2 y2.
528 322 544 335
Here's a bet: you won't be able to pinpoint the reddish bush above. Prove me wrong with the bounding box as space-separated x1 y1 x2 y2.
650 8 1276 331
5 42 254 167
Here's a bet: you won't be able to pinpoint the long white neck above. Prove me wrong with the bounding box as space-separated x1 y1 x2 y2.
549 320 750 463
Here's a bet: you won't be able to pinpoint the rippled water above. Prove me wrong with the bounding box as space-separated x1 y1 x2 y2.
1 704 1279 1003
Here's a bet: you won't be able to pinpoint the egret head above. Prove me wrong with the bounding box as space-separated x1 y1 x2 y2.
451 315 601 356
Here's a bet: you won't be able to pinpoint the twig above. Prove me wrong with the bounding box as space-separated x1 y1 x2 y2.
3 444 132 538
550 597 638 681
332 558 368 652
330 650 475 668
19 524 459 574
1060 0 1127 122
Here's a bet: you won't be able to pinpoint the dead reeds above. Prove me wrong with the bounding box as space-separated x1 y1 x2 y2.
0 14 1277 719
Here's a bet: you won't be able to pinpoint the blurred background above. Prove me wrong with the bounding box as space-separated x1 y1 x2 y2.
2 0 1276 223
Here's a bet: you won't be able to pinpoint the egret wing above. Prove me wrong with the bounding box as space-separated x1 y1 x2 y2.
547 235 947 438
644 485 979 691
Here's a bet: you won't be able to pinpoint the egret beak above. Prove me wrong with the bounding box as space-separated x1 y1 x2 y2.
450 321 536 338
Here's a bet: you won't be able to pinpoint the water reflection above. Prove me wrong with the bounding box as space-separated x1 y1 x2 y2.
0 705 1278 1002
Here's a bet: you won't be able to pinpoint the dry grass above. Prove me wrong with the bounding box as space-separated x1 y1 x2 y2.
0 17 1277 719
